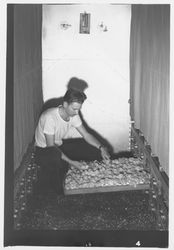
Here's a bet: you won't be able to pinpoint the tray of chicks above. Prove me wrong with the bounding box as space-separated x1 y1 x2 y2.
64 157 151 195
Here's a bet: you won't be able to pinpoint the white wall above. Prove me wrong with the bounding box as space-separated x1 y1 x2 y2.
42 4 131 152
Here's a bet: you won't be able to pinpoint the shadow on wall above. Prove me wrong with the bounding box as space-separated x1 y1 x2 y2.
41 77 88 113
41 77 114 154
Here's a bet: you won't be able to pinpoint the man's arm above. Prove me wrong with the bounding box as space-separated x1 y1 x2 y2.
76 124 110 160
45 133 55 147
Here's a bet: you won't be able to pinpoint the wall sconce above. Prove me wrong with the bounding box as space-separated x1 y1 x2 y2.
60 21 72 30
98 22 108 32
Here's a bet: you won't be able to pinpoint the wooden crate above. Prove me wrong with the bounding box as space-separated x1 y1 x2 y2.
64 157 150 196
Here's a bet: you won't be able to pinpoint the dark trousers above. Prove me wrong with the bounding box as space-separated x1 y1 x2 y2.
35 138 101 195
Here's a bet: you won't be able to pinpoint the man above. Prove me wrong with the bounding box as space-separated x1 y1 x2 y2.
35 88 110 195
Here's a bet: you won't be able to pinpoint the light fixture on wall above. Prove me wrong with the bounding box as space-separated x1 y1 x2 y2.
60 21 72 30
98 22 108 32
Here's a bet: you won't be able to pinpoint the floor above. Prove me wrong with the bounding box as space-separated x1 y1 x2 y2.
20 189 157 230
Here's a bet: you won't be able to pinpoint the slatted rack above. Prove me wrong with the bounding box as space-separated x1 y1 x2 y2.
130 122 168 230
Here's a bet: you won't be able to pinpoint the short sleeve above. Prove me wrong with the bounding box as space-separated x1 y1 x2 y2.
43 116 55 135
71 115 82 128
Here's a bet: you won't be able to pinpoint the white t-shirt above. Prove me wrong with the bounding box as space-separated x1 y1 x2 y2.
35 107 82 147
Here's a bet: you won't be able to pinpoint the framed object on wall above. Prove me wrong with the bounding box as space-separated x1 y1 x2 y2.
79 12 90 34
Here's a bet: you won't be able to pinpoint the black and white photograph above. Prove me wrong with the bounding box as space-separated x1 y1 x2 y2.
1 0 173 248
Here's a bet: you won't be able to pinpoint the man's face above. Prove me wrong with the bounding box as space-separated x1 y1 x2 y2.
64 101 82 117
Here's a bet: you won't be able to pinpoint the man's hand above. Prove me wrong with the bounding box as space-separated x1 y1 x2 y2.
70 160 82 171
61 152 81 170
100 146 110 162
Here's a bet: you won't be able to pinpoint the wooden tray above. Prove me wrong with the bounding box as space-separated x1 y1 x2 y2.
64 183 150 195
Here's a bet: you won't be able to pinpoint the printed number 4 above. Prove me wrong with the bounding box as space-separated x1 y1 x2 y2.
136 241 141 246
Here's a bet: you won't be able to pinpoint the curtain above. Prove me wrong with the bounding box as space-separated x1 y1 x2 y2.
130 5 170 175
14 4 43 171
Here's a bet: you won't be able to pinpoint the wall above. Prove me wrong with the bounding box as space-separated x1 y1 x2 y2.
42 4 131 153
14 4 43 171
130 5 170 175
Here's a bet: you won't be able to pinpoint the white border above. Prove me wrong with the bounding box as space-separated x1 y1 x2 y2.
0 1 173 249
